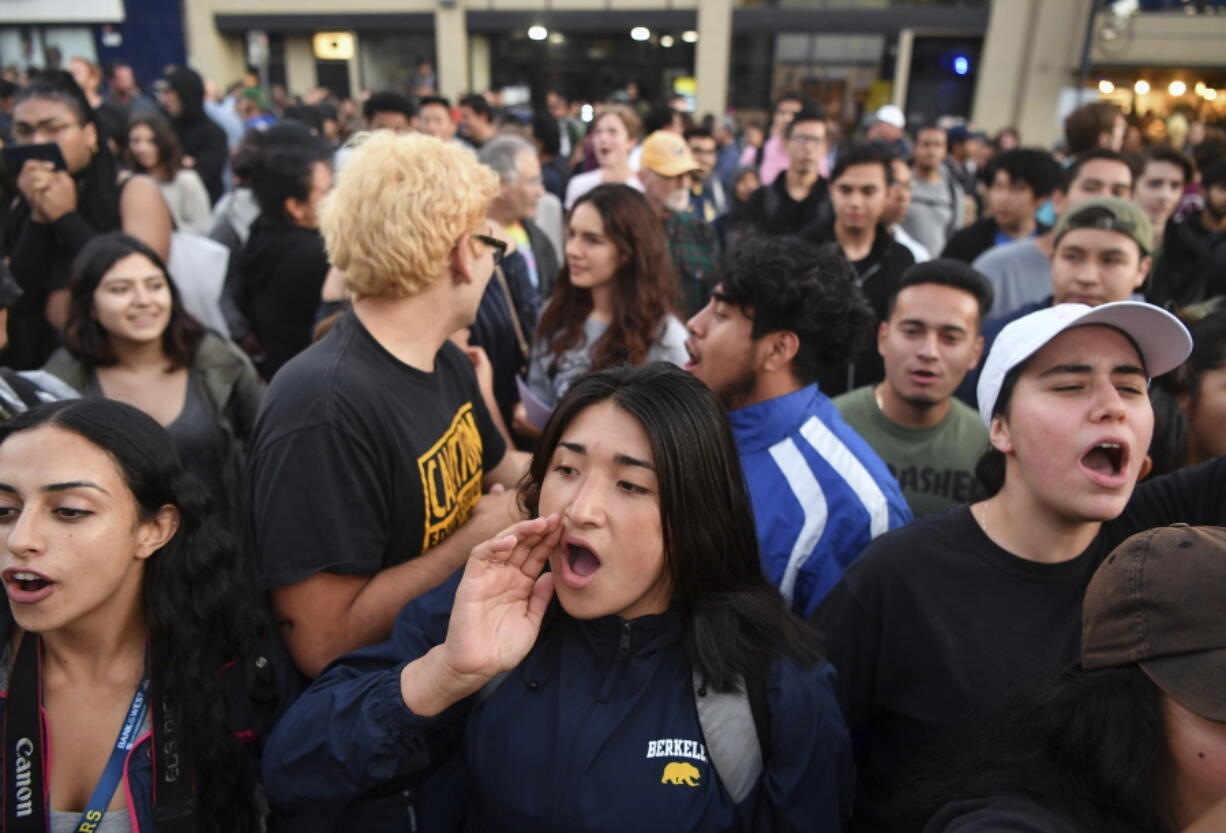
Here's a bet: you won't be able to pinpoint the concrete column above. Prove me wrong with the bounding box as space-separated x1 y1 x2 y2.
347 31 362 96
182 0 245 85
436 2 470 101
892 28 913 110
284 35 317 96
470 35 490 95
972 0 1092 147
695 0 733 119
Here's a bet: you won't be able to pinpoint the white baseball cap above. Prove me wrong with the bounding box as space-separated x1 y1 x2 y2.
977 301 1192 429
874 105 905 130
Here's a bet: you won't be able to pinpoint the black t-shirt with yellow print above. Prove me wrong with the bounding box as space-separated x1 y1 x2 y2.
247 310 506 588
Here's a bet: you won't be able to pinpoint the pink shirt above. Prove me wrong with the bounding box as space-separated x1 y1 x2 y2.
739 136 790 185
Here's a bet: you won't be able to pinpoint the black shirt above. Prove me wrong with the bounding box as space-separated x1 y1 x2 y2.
744 175 831 236
239 218 331 380
810 455 1226 833
247 311 506 589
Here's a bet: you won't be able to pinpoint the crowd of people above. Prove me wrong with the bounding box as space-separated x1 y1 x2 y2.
1 53 1226 833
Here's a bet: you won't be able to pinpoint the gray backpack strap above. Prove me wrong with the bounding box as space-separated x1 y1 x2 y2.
693 671 764 804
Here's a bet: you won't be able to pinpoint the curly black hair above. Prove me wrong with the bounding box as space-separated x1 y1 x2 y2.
0 399 278 831
716 235 875 384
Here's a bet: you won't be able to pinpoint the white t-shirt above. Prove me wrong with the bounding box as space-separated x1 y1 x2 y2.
564 169 644 211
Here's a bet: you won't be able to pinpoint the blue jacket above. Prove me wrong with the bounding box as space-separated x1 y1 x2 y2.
729 385 912 617
263 577 853 832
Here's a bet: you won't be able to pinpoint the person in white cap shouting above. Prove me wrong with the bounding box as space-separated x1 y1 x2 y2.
812 299 1226 833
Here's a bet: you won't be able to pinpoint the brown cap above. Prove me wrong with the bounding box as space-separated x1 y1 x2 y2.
1081 524 1226 722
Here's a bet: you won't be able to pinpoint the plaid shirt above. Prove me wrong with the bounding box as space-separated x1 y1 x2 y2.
665 211 721 315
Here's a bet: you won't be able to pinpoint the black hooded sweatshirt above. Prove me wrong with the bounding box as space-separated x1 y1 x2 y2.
162 67 228 204
238 216 330 380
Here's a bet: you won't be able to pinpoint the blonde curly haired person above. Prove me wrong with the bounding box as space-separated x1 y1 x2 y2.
247 130 529 679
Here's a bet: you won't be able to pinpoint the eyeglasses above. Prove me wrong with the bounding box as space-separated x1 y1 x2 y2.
12 120 81 142
473 233 507 267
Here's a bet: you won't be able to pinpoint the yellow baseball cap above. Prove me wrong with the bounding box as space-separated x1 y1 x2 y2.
639 130 703 177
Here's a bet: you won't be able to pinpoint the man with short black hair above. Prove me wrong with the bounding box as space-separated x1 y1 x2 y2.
975 149 1136 318
362 92 414 134
943 125 981 206
805 143 916 396
835 260 991 516
743 109 830 237
941 148 1061 264
685 126 727 222
415 95 457 141
684 236 911 617
459 93 497 148
901 125 964 256
1133 146 1194 251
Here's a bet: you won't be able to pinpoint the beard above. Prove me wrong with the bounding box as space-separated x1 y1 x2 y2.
715 365 758 411
665 188 692 213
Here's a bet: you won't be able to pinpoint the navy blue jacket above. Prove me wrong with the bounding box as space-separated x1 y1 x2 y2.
263 578 853 832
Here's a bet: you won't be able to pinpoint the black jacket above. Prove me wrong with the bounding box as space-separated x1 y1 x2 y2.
163 67 229 204
744 174 831 237
940 216 1000 263
239 217 331 379
1149 213 1226 310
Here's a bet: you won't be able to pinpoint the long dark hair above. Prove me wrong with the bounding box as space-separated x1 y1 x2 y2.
520 363 821 691
903 665 1174 833
63 232 205 370
124 114 184 182
0 399 272 831
14 70 121 232
537 184 678 372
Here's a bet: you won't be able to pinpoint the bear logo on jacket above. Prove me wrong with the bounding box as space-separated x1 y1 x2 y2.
661 761 701 786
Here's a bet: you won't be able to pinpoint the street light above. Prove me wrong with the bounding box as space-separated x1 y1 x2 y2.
1169 80 1187 96
528 25 548 41
1134 80 1150 95
631 27 651 42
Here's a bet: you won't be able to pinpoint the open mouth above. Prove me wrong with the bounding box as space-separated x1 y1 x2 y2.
683 340 699 370
1081 441 1126 479
910 368 937 383
567 543 601 578
2 569 56 602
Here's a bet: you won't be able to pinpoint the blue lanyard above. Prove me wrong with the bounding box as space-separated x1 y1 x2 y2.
73 677 150 833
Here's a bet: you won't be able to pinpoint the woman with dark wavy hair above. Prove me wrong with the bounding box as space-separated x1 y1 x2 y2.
263 363 852 830
42 232 262 528
520 184 687 425
0 398 286 832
